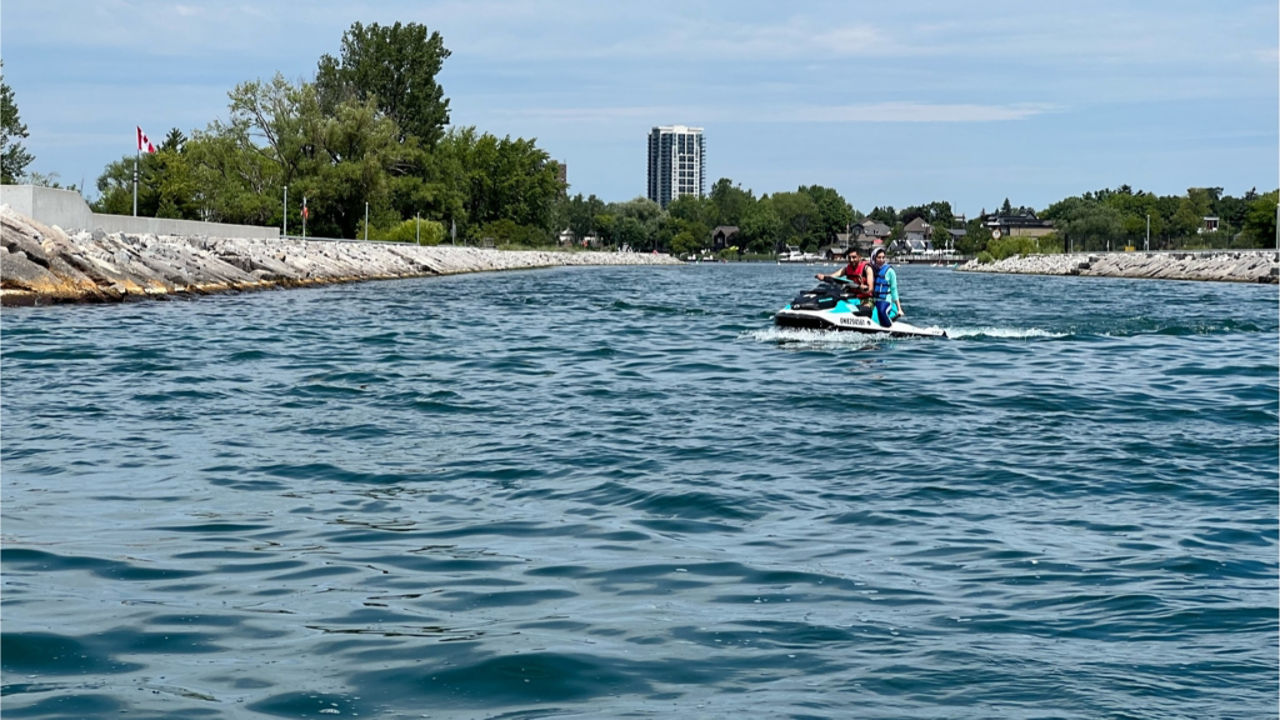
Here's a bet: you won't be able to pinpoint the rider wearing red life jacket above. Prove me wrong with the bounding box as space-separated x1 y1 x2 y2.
816 249 874 300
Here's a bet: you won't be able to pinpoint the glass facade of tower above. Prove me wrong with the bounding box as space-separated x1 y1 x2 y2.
647 125 705 209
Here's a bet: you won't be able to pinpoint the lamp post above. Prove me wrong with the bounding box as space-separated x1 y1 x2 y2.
364 202 369 241
283 186 288 237
1145 213 1150 252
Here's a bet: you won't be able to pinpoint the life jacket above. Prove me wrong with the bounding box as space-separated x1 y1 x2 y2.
873 263 892 301
843 260 871 297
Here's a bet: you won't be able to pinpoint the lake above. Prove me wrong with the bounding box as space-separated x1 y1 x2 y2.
2 262 1276 718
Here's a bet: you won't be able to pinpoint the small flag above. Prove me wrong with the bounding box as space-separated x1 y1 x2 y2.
301 197 309 220
137 126 156 153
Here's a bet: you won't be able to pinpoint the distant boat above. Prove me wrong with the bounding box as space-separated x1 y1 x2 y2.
777 246 823 263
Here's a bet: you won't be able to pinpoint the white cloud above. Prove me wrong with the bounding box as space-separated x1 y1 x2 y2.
485 101 1058 125
779 102 1060 123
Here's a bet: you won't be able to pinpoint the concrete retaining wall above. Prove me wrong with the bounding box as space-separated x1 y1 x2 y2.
0 185 279 240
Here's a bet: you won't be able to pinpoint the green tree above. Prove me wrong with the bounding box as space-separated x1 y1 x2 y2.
931 224 954 251
226 75 408 237
316 21 451 146
93 152 158 216
900 200 955 228
769 191 822 250
161 128 187 152
1043 196 1124 252
614 215 647 250
1 61 34 183
151 147 198 219
800 184 853 246
708 177 753 227
867 206 896 225
666 194 712 251
669 229 701 257
666 193 714 227
1240 190 1278 248
1169 197 1203 243
228 74 317 188
739 198 782 254
956 216 988 255
553 192 607 241
184 120 280 225
612 196 663 238
435 127 561 242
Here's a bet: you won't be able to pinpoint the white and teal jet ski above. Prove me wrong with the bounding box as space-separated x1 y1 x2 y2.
773 277 948 338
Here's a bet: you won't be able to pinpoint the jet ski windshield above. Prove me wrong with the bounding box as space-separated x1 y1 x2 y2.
787 281 852 311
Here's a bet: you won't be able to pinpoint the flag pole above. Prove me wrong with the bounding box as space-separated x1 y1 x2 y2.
132 149 139 217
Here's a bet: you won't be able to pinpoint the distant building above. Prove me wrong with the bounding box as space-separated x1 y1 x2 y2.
850 220 892 251
982 211 1054 239
903 217 932 243
710 225 739 251
647 125 705 209
1200 216 1220 234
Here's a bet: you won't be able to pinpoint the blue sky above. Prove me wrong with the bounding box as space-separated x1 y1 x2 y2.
2 0 1276 217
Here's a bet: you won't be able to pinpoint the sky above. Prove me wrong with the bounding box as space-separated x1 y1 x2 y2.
2 0 1277 218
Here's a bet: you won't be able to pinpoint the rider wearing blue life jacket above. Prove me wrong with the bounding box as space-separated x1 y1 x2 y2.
870 247 904 326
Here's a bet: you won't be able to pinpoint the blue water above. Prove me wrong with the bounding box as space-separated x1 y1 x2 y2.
2 263 1276 719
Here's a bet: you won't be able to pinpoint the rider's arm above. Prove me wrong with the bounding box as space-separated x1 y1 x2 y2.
888 269 903 315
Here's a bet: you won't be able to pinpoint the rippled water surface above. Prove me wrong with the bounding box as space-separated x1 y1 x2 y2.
2 263 1277 719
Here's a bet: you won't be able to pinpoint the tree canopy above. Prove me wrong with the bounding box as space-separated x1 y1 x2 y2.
1 61 34 184
316 21 451 147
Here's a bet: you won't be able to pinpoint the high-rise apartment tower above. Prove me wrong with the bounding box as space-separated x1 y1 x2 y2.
647 125 705 209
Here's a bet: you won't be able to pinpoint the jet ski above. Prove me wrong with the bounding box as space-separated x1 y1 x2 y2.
773 277 948 338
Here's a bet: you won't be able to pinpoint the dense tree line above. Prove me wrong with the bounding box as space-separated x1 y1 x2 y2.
3 22 1277 254
89 21 560 243
552 180 857 257
1036 185 1277 253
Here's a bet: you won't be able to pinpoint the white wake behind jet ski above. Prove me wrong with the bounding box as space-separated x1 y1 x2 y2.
773 278 948 339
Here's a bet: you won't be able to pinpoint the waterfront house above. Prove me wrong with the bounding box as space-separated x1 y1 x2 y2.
903 217 933 249
851 220 891 252
982 211 1054 239
711 225 740 251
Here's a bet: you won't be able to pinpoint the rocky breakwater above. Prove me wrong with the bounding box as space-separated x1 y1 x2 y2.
957 249 1279 284
0 207 683 306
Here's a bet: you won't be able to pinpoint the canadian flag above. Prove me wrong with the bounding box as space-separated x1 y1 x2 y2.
136 126 156 153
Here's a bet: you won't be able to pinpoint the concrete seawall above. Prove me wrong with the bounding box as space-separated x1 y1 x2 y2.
0 207 684 306
957 250 1279 284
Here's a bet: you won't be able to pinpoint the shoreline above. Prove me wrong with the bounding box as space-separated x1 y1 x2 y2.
0 207 684 307
956 250 1278 284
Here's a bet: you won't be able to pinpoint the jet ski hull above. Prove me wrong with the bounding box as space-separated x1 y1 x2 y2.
774 306 946 337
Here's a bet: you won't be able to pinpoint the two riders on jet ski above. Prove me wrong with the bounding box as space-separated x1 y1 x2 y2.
816 247 903 327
